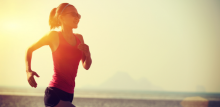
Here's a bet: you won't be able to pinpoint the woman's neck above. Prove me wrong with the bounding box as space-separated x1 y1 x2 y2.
61 26 73 38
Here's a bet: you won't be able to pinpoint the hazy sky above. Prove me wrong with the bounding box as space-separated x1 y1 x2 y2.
0 0 219 93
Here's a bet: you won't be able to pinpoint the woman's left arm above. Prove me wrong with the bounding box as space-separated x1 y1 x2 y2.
76 34 92 70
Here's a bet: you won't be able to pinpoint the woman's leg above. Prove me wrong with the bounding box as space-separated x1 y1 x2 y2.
55 100 76 107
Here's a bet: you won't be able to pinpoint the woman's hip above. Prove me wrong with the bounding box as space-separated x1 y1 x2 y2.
44 87 74 107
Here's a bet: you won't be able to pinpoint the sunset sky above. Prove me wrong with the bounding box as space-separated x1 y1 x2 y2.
0 0 219 93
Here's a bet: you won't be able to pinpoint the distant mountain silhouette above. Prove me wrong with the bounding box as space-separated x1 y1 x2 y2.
81 71 163 91
99 71 137 90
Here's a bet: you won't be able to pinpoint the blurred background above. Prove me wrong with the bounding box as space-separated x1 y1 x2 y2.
0 0 219 96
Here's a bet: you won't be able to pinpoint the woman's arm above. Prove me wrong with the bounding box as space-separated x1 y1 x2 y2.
76 34 92 70
25 31 54 87
81 50 92 70
26 32 51 71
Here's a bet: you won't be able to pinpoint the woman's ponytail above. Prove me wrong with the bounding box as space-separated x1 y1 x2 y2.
49 8 59 30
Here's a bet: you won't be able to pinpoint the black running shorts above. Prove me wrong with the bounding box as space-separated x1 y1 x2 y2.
44 87 74 107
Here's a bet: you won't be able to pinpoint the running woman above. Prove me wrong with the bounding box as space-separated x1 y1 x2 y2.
25 3 92 107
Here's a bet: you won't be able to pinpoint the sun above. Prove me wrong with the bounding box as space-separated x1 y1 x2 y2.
0 18 26 34
6 22 19 29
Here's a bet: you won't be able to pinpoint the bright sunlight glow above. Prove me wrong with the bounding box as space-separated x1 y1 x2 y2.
3 20 22 32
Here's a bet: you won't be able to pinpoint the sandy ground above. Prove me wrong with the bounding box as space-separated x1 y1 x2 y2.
0 95 219 107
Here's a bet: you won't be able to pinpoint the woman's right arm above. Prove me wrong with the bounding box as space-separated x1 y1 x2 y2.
25 31 54 88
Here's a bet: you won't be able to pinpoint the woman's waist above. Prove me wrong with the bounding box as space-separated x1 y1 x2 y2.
48 81 75 94
52 71 76 80
50 74 76 87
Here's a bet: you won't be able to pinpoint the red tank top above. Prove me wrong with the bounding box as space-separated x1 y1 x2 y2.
49 31 83 94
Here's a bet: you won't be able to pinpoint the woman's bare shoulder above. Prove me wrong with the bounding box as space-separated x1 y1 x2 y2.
42 31 59 42
47 31 59 38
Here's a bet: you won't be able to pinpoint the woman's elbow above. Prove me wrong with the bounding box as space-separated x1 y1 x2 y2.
84 65 90 70
26 48 32 54
84 62 92 70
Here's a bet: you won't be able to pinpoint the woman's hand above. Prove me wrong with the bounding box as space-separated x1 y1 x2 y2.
78 43 90 57
26 70 40 88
